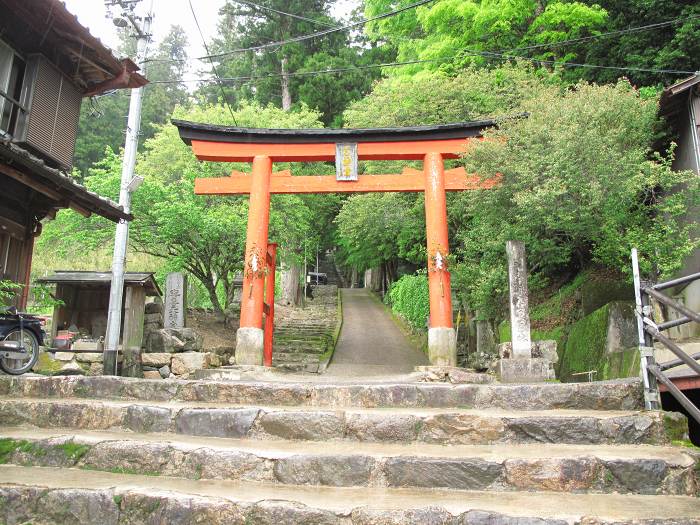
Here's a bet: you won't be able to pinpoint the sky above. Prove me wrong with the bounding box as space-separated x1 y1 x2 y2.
62 0 359 74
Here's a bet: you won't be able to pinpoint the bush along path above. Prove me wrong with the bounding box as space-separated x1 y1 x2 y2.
0 374 698 523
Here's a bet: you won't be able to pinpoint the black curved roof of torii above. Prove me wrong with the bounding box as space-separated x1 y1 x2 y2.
172 119 497 145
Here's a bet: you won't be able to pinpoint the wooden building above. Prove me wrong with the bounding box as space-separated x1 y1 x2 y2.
659 74 700 341
36 271 161 350
0 0 146 307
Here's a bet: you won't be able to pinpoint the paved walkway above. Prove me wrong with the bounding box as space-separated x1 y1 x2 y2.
326 289 428 377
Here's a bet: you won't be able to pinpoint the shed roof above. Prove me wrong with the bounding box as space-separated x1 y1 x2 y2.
36 271 161 296
659 74 700 118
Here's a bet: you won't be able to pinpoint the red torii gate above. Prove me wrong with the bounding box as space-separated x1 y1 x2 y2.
174 120 497 367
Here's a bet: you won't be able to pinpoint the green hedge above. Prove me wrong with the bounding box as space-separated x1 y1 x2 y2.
386 273 429 331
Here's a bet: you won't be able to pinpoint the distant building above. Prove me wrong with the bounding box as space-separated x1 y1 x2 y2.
659 74 700 339
0 0 147 308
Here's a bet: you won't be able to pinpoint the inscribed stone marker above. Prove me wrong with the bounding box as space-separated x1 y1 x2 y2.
164 272 187 329
506 240 532 357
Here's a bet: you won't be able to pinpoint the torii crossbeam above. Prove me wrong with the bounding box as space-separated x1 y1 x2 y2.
174 119 497 367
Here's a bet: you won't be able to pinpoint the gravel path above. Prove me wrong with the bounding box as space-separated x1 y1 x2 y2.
325 288 428 377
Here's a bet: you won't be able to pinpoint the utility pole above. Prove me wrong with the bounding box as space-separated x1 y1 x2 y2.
103 0 152 375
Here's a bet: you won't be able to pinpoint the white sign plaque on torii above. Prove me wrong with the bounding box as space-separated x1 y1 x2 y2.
335 142 358 181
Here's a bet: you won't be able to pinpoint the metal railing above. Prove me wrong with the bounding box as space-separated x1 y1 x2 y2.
631 248 700 423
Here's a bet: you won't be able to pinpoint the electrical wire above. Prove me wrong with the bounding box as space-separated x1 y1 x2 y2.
230 0 338 28
148 44 696 86
187 0 238 124
144 0 437 64
505 14 700 54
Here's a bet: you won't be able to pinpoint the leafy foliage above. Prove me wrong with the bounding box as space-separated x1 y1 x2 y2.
0 280 23 307
386 273 429 330
364 0 607 77
455 79 699 316
74 25 189 177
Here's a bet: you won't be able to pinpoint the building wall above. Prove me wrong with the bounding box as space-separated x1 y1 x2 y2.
668 92 700 340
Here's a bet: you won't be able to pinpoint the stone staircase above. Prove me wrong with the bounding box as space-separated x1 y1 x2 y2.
272 284 340 373
0 375 698 524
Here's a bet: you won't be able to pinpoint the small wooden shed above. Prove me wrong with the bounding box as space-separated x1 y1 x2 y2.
36 271 161 349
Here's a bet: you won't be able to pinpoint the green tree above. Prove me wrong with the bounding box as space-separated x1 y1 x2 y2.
576 0 700 86
364 0 607 77
204 1 385 125
455 79 699 316
73 25 189 177
42 102 326 315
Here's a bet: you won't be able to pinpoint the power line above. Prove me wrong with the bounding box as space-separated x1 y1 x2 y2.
506 14 700 54
187 0 238 124
230 0 338 28
148 44 696 86
144 0 437 64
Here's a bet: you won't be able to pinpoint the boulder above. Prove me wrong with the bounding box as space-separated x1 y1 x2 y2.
171 352 220 375
145 301 163 314
159 365 171 378
141 353 172 368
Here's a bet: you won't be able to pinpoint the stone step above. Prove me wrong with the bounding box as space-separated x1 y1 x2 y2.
0 398 672 445
2 465 700 524
0 375 645 411
0 428 696 495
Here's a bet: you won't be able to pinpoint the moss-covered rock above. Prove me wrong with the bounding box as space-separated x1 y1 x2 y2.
31 351 65 376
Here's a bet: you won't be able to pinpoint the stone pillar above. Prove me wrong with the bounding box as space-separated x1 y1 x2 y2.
236 155 272 365
496 241 555 382
506 240 531 358
423 152 456 366
164 272 186 329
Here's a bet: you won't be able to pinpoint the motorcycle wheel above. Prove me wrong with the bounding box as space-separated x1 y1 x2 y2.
0 329 40 375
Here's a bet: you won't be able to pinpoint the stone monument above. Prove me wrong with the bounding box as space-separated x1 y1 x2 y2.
164 272 186 329
494 241 556 382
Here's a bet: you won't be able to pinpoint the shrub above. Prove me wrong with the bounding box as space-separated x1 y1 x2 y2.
387 273 429 331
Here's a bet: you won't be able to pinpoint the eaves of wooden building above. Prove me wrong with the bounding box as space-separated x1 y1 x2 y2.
0 0 146 307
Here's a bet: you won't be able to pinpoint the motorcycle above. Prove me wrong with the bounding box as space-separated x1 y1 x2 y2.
0 306 44 375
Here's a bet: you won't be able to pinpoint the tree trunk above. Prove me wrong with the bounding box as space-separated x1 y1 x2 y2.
280 262 301 306
281 56 291 111
204 280 224 318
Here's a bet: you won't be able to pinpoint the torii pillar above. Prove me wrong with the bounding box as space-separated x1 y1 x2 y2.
237 155 272 364
424 152 455 365
173 119 498 367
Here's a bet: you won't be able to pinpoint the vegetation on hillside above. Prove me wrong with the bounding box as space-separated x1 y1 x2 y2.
31 0 700 337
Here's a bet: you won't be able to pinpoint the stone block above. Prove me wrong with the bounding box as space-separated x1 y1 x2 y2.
235 327 264 366
56 360 86 376
143 371 162 380
498 341 558 364
495 357 555 383
75 353 103 364
159 365 171 378
175 408 259 438
258 411 344 440
384 457 502 490
427 327 457 366
171 352 219 375
274 455 374 486
54 351 75 361
141 353 172 368
125 405 172 433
